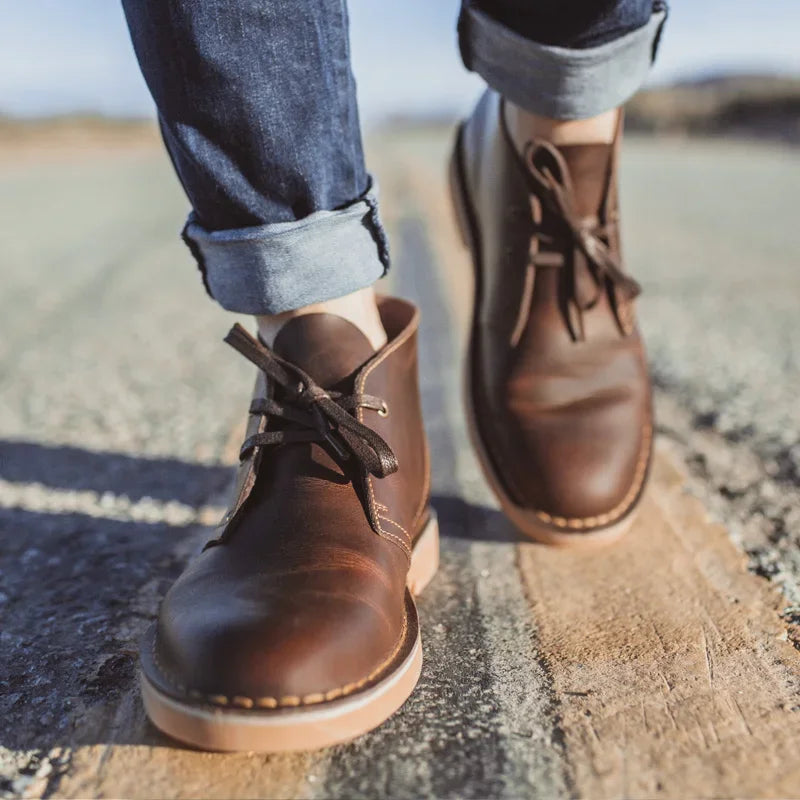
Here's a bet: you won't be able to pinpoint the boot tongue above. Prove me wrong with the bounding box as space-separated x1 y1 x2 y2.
272 314 376 390
554 143 613 218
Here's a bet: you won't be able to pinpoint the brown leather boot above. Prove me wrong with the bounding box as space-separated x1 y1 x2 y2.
139 297 438 751
450 90 652 546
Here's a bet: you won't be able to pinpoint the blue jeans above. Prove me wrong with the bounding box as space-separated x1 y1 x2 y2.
122 0 667 315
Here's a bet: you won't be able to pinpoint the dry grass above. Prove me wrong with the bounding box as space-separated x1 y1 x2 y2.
0 115 160 165
627 74 800 141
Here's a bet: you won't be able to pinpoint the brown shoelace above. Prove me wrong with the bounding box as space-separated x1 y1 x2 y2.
523 141 640 337
225 324 399 478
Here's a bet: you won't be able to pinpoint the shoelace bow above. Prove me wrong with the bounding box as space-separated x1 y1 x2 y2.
224 323 399 479
523 142 641 336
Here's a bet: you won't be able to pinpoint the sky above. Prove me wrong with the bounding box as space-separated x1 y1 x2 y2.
1 0 798 123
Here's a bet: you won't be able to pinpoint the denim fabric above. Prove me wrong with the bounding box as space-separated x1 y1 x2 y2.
122 0 369 233
471 0 665 49
182 180 389 315
459 2 668 119
122 0 388 314
123 0 666 314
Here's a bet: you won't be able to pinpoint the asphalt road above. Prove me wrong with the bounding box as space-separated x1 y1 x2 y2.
622 137 800 615
1 130 798 799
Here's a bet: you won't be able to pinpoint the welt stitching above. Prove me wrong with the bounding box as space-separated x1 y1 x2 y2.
151 614 409 710
533 418 652 529
478 356 652 528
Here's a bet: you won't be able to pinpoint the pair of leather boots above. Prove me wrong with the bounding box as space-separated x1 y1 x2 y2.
140 91 652 751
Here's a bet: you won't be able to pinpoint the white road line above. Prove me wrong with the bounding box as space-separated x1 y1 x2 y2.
0 478 226 527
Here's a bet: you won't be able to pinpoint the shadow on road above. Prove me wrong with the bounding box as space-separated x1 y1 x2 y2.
432 493 520 544
0 439 233 752
0 440 513 754
0 439 231 505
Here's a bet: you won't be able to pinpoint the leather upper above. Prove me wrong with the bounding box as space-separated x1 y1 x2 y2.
146 297 430 707
461 90 652 528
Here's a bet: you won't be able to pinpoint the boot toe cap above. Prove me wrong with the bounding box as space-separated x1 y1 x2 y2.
502 407 652 527
147 558 408 707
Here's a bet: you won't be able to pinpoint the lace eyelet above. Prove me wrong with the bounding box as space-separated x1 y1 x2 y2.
377 401 389 418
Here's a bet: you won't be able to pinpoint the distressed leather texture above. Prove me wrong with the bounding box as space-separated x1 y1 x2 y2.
145 297 430 707
460 90 652 530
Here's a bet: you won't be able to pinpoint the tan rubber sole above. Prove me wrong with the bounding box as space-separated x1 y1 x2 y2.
140 513 439 752
448 128 642 548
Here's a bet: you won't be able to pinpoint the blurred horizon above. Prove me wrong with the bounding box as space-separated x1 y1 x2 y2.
2 1 799 124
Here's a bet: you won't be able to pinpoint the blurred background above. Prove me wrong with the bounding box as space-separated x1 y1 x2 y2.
2 3 800 798
2 0 800 129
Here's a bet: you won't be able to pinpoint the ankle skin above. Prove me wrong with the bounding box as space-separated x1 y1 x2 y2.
256 286 387 350
504 103 620 153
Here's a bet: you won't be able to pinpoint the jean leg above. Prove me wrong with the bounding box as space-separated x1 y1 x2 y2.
459 1 668 119
122 0 388 314
467 0 659 49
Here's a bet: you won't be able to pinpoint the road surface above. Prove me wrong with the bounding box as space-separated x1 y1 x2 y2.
1 128 799 799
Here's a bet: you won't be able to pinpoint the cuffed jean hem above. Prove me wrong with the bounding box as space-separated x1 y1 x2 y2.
458 6 668 120
182 179 390 315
